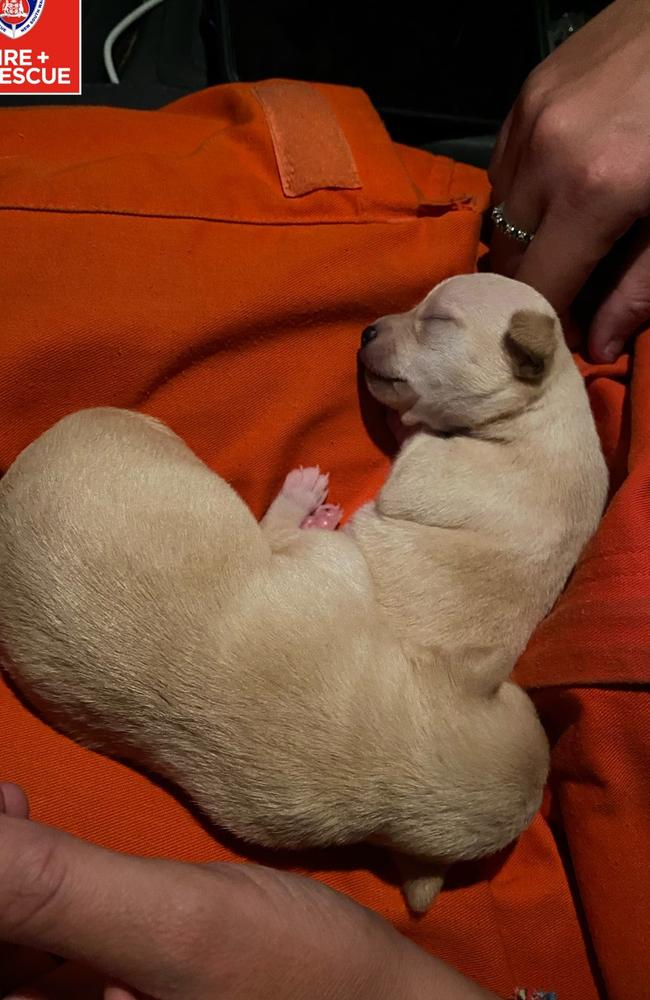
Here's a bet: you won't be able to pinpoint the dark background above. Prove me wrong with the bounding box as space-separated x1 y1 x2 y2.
0 0 609 165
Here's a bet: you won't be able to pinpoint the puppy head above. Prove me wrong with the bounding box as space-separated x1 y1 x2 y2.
359 273 563 432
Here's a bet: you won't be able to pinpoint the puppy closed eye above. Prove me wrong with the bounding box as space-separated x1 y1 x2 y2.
418 313 458 339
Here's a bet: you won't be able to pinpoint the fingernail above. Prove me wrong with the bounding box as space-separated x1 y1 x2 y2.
603 339 624 362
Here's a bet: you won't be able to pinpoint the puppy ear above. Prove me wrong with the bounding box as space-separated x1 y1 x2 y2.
504 309 557 381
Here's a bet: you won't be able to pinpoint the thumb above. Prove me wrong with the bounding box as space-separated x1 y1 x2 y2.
0 782 29 819
589 223 650 362
0 810 225 999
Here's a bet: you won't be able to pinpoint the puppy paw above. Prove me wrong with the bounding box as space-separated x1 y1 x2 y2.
301 503 343 531
281 466 329 519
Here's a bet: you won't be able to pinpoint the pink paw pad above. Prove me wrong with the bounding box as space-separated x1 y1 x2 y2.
281 466 329 517
301 503 343 531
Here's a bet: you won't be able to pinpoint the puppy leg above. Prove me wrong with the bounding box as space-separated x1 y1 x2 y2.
261 467 330 547
301 503 343 531
393 853 447 914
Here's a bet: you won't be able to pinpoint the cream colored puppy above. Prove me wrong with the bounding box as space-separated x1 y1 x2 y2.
353 273 608 687
0 274 607 912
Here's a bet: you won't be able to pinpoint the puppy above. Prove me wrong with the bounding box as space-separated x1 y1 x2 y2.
0 274 607 912
353 272 608 686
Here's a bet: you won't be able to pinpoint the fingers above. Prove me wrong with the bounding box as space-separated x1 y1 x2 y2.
0 812 221 999
589 223 650 361
488 101 545 282
514 197 626 315
0 782 30 819
0 944 61 998
0 788 63 996
488 31 650 317
489 174 544 285
104 986 143 1000
4 962 104 1000
488 85 539 205
490 114 631 312
487 107 514 196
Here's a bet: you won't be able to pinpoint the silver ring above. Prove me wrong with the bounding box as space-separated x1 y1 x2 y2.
491 203 535 244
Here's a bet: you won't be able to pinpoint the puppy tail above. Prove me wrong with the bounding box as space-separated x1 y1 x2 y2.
403 872 445 914
393 852 446 914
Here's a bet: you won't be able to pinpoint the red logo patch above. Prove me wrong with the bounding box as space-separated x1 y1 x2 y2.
0 0 81 95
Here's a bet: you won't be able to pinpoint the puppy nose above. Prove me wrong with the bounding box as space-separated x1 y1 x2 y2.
361 325 378 347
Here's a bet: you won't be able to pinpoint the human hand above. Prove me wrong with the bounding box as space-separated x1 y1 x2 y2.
489 0 650 362
0 783 496 1000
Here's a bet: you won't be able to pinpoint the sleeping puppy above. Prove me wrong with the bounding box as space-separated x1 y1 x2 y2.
353 272 607 686
0 273 607 912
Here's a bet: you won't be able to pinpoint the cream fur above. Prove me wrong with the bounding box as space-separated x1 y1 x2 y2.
0 274 608 912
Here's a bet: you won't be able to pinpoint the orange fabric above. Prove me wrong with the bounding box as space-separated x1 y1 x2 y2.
515 340 650 1000
252 80 362 196
0 80 646 999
